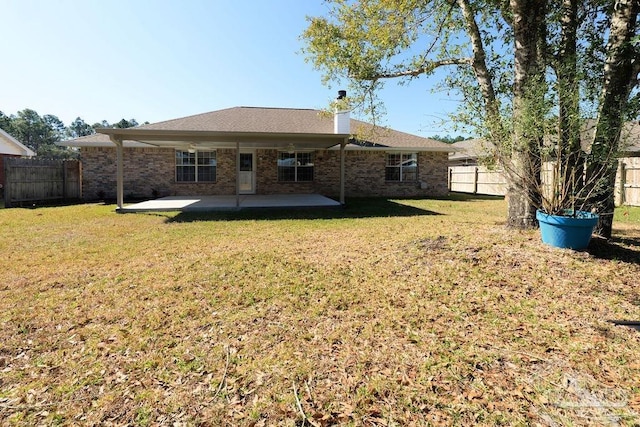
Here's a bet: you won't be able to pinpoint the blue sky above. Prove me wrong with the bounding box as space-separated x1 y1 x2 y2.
1 0 464 137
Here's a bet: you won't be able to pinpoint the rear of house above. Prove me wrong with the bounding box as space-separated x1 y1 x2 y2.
63 105 453 204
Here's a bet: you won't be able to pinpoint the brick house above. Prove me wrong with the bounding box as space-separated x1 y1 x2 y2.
62 104 453 209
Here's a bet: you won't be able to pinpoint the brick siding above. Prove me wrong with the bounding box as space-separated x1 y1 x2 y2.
80 147 448 200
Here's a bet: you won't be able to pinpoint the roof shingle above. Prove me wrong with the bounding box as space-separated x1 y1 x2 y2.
61 107 453 151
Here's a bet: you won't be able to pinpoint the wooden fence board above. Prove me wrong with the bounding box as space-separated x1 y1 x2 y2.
449 166 506 196
3 158 81 207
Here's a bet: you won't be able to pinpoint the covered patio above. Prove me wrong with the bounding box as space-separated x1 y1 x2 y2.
94 127 350 212
118 194 342 212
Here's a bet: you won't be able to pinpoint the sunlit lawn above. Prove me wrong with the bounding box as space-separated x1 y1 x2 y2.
1 196 639 426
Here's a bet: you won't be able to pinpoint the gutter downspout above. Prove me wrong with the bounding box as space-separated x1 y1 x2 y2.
110 135 124 211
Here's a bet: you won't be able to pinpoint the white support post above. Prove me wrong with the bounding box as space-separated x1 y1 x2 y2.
110 136 124 211
340 139 346 205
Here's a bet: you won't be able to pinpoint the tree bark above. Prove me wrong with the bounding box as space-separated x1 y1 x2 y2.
556 0 582 203
457 0 505 142
588 0 640 238
507 0 548 228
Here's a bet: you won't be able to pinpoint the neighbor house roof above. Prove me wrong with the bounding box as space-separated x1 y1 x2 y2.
449 121 640 163
0 128 36 156
582 120 640 154
448 138 490 163
60 107 453 152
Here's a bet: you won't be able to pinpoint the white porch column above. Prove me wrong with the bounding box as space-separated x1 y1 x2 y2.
236 141 240 209
110 136 124 211
340 139 346 205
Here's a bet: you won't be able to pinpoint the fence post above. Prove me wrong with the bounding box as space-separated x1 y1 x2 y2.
616 161 625 207
62 160 68 201
3 157 11 208
473 166 479 194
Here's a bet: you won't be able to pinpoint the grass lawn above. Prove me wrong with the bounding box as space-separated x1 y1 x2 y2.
1 195 639 426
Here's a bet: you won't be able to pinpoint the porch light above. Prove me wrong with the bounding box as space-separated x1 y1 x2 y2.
188 144 196 154
286 143 295 154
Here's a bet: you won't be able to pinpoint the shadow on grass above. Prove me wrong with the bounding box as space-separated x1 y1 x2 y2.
588 236 640 266
444 192 505 202
164 198 443 223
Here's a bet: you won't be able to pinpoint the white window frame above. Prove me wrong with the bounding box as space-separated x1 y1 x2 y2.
175 150 217 182
277 151 314 182
386 152 418 182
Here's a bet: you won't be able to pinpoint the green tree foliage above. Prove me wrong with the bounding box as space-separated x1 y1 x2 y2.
0 111 14 134
302 0 640 235
429 135 469 144
92 118 141 129
113 118 139 128
66 117 95 139
7 109 73 158
0 110 145 160
92 120 111 129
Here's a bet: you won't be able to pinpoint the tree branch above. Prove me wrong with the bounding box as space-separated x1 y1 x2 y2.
357 58 472 80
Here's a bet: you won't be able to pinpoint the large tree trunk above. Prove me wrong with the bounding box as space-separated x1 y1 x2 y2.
557 0 582 199
508 0 547 228
457 0 504 142
588 0 640 238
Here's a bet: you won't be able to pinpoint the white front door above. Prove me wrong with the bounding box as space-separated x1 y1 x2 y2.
239 151 256 194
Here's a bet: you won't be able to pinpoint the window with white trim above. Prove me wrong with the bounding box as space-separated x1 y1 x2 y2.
386 153 418 181
277 152 314 182
176 150 216 182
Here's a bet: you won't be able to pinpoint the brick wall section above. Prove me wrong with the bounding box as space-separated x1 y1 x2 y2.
80 146 448 200
81 147 237 200
315 150 449 198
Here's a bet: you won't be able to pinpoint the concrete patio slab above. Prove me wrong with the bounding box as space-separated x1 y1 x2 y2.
117 194 341 212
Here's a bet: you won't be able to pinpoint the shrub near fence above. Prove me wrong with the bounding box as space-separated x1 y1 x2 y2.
3 158 81 207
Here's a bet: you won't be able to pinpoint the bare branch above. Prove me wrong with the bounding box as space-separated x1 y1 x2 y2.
357 58 472 80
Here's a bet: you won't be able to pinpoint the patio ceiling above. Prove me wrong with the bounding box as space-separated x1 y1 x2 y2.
97 128 348 150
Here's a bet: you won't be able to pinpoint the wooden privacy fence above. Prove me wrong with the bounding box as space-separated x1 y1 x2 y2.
448 165 507 196
3 158 81 207
449 158 640 206
617 157 640 206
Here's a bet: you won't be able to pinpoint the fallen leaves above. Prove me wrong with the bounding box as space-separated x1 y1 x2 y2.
1 199 639 425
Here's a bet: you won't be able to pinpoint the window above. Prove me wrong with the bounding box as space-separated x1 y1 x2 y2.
278 152 314 182
386 153 418 181
176 150 216 182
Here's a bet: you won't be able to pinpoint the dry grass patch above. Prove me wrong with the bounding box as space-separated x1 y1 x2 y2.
1 197 639 426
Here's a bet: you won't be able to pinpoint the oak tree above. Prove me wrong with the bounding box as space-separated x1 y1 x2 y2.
302 0 640 236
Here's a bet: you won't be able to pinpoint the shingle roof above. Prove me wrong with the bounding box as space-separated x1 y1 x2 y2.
61 107 453 151
448 138 489 161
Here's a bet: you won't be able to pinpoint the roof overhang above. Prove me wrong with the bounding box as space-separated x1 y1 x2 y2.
0 129 36 156
329 144 455 153
96 128 349 150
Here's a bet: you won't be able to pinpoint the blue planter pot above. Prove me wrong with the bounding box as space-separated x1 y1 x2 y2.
536 210 599 250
